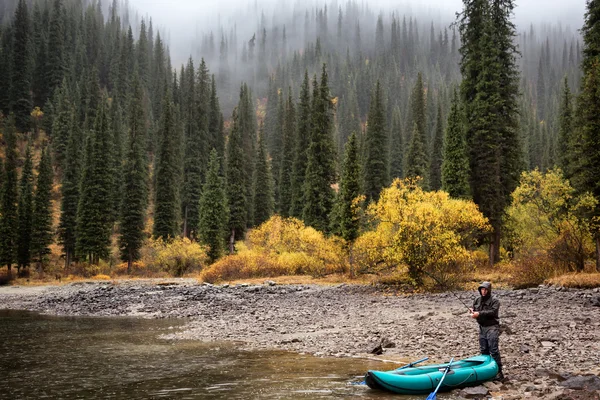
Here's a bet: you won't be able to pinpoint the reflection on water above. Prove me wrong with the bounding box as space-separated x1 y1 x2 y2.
0 310 456 399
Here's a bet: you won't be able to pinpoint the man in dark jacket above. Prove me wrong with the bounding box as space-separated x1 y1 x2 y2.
470 281 504 381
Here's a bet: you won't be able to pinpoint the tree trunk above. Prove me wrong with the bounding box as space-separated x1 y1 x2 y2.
229 229 235 255
489 227 501 267
596 236 600 273
183 205 188 238
7 263 11 272
127 248 133 275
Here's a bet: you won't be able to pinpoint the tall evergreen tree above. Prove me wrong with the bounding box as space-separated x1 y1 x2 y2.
389 106 404 180
278 90 296 216
575 0 600 271
198 149 228 262
17 145 34 272
334 131 362 242
226 108 247 253
302 65 336 232
442 89 471 198
30 146 54 269
558 77 574 175
237 84 257 226
58 106 80 268
405 122 429 188
0 115 19 271
290 71 311 218
429 102 444 191
364 80 388 202
52 79 72 173
119 75 148 273
10 0 32 132
46 0 66 99
253 129 274 226
76 96 113 264
153 89 180 241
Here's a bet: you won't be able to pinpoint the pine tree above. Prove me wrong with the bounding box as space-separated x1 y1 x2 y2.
575 0 600 271
0 115 19 271
253 129 274 226
302 65 336 232
198 149 228 262
335 132 362 242
429 102 444 191
290 71 312 218
410 72 427 152
76 96 113 264
558 77 574 176
46 0 66 99
17 145 34 272
58 106 80 268
364 80 388 202
389 106 404 180
52 79 72 174
226 108 247 253
208 75 224 159
405 122 429 188
442 89 471 198
153 89 180 241
119 75 148 273
278 90 296 216
237 84 257 226
30 146 54 269
10 0 32 132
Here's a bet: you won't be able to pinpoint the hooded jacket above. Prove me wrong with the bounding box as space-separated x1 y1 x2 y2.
472 281 500 327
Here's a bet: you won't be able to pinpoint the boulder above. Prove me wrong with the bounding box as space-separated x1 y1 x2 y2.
459 385 489 398
559 375 600 391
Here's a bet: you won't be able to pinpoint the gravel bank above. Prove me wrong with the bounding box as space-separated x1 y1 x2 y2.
2 280 599 399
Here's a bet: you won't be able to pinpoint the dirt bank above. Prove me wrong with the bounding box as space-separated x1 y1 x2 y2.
1 280 599 399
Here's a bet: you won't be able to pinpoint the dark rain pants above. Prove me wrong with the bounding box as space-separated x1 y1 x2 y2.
479 325 502 373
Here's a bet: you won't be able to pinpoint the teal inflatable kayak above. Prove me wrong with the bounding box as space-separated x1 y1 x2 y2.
365 355 498 395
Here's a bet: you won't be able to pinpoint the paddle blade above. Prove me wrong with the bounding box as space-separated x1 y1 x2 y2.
426 393 437 400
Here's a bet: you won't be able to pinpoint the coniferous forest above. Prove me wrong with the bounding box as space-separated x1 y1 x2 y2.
0 0 599 287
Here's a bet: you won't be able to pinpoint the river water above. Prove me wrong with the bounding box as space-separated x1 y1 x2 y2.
0 310 457 399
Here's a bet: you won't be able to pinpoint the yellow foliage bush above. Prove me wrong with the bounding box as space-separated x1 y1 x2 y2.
353 178 491 287
91 274 111 280
200 216 347 283
142 237 209 277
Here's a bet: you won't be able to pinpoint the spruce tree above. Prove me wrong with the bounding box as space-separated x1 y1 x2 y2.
226 108 247 253
442 89 471 198
278 90 296 216
58 107 80 268
557 77 574 176
119 75 148 273
17 145 34 272
429 102 444 191
389 106 404 180
198 149 228 262
290 71 312 218
208 75 224 159
364 80 388 202
405 122 429 188
30 146 54 269
0 115 19 271
335 132 362 242
46 0 66 99
575 0 600 271
302 65 336 233
153 89 180 241
52 79 72 174
76 96 113 264
10 0 32 132
253 129 274 226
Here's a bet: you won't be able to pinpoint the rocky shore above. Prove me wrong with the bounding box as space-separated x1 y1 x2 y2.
1 280 599 399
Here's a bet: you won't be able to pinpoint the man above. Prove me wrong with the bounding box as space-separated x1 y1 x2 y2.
470 281 504 381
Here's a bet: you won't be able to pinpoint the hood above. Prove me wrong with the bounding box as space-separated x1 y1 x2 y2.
478 281 492 297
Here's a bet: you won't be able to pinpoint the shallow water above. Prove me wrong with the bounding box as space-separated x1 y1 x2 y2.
0 310 458 399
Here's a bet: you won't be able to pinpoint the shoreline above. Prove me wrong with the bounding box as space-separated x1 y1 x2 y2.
2 281 600 399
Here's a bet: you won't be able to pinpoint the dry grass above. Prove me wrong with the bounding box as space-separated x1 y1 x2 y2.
204 273 377 286
546 272 600 288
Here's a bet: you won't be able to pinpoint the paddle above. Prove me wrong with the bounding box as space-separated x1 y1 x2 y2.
356 356 430 385
393 357 429 371
425 357 454 400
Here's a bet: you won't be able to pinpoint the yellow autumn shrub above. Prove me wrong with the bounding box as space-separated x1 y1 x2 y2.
353 178 491 287
142 237 209 277
200 216 346 283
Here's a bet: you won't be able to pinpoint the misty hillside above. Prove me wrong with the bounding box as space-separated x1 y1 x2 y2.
0 0 599 280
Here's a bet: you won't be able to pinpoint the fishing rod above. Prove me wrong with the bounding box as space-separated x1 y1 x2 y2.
419 268 472 312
